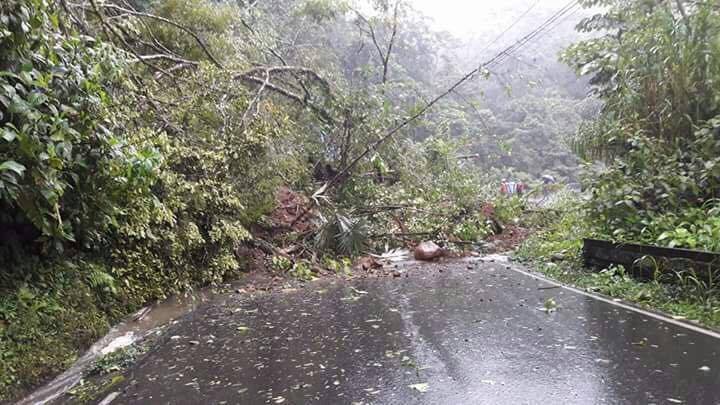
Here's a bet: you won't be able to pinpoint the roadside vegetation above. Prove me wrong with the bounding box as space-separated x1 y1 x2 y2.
517 190 720 329
517 0 720 332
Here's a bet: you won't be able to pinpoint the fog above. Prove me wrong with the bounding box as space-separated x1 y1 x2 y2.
408 0 584 40
398 0 599 180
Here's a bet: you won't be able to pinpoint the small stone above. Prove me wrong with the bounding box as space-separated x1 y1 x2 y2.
550 253 565 262
189 340 200 345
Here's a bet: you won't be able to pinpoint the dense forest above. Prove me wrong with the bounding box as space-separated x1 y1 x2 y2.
1 0 719 400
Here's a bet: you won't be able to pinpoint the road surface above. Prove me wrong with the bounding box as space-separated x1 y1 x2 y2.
80 259 720 404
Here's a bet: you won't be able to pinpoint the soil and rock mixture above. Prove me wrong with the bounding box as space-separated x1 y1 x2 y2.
483 225 532 254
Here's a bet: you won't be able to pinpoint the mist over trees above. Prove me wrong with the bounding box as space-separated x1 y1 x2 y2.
300 0 601 182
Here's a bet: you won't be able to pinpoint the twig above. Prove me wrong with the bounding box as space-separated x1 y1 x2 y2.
95 3 224 68
240 68 270 128
328 66 483 189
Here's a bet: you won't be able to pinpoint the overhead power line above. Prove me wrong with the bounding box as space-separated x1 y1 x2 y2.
486 0 580 68
478 0 541 55
491 2 582 67
322 0 585 192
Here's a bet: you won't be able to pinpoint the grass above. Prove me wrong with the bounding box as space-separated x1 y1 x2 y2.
515 192 720 330
0 254 240 401
0 265 113 401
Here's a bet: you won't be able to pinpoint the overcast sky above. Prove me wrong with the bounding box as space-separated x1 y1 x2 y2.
406 0 581 39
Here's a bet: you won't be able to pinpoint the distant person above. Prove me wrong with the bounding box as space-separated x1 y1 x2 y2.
501 179 522 196
541 174 556 200
542 175 556 185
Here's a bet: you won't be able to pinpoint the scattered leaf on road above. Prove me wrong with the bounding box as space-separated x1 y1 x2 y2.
409 383 429 393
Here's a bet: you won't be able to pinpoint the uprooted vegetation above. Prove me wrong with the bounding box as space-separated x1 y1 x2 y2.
0 0 553 399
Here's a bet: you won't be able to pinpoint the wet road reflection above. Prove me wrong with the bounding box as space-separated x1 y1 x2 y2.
99 261 720 404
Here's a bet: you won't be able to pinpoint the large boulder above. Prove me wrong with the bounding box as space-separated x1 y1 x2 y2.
414 241 444 261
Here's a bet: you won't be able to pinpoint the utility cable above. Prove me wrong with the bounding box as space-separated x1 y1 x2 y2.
307 0 589 203
486 0 580 68
478 0 542 55
491 1 582 67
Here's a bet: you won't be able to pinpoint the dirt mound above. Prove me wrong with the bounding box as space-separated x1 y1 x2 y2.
484 225 531 253
270 186 316 234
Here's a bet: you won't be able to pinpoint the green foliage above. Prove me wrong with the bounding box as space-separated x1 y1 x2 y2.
338 135 492 249
271 255 292 272
89 345 146 376
565 0 720 160
581 118 720 251
493 195 525 225
324 256 352 274
452 214 491 242
516 191 587 262
149 0 237 64
0 0 160 245
653 202 720 251
0 260 112 397
288 260 314 281
299 0 348 22
564 1 720 252
273 256 315 281
316 212 368 256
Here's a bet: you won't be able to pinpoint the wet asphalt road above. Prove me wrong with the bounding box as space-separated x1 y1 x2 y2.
96 260 720 405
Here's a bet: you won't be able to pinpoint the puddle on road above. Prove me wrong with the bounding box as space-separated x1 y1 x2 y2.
18 289 218 405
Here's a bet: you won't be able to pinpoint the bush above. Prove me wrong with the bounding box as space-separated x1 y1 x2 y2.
0 0 288 399
516 191 587 262
0 0 160 248
582 118 720 251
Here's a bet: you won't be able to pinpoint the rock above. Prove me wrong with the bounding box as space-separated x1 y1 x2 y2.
483 240 499 252
414 241 444 261
550 252 565 262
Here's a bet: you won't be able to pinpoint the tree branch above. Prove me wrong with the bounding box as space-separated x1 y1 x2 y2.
382 1 401 84
87 2 224 68
675 0 692 35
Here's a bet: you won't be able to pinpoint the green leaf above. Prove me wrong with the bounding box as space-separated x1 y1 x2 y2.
0 160 26 175
2 128 17 142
